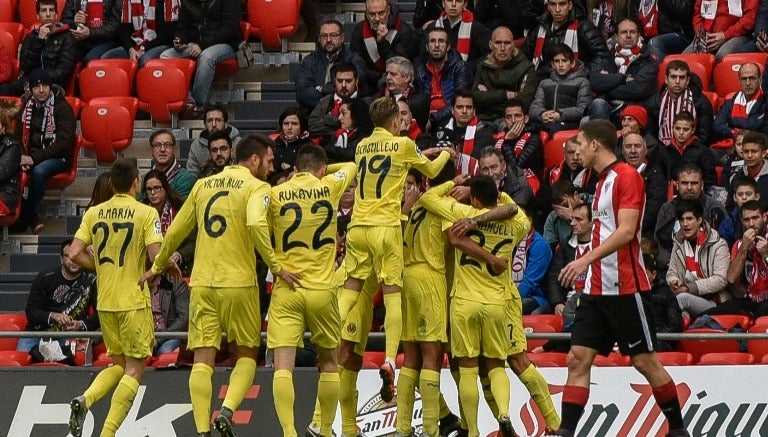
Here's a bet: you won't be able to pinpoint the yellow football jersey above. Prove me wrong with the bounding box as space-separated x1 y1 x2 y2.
75 194 163 311
420 182 531 303
269 163 356 290
151 165 279 287
352 127 450 227
403 200 447 273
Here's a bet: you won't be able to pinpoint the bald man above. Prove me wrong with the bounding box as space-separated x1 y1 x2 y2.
621 133 667 238
713 62 768 140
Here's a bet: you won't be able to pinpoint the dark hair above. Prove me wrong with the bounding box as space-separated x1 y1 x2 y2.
236 134 274 163
407 168 424 186
343 98 374 136
0 99 19 134
427 26 450 43
551 178 577 202
320 18 344 33
204 104 228 123
468 175 498 207
207 130 232 148
149 129 176 147
642 252 657 272
504 98 525 112
478 146 505 163
36 0 57 13
742 131 767 150
580 119 617 152
742 199 764 215
732 175 759 193
143 169 185 211
677 162 702 180
60 238 74 255
618 17 643 38
453 89 474 106
429 159 456 186
673 110 695 125
86 172 115 209
675 198 704 220
278 106 308 134
110 158 139 192
331 61 358 80
666 60 690 76
295 144 328 172
572 202 591 220
550 43 574 62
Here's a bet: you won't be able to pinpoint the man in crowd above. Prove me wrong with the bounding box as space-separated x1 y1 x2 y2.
684 0 758 61
477 146 534 207
621 133 667 238
434 89 496 172
61 0 122 63
427 0 490 72
186 105 241 177
144 129 197 198
725 200 768 318
200 131 234 177
379 57 429 129
309 62 362 138
714 62 768 140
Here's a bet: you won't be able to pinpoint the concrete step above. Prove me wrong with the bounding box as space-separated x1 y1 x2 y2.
0 291 28 312
9 253 60 272
232 100 299 122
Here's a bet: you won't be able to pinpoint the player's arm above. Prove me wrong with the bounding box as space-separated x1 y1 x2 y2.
421 181 460 221
69 237 96 271
151 189 198 274
410 142 452 179
327 162 358 179
451 202 520 235
446 227 508 275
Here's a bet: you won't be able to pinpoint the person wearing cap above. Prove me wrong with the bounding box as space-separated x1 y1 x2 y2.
16 68 76 234
616 105 661 157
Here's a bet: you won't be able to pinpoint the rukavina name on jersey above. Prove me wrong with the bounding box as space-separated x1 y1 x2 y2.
97 207 136 220
356 141 400 154
201 176 245 190
477 222 509 235
277 186 332 202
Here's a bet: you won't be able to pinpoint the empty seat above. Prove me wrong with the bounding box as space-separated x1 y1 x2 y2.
747 325 768 360
677 328 741 362
87 59 138 85
714 53 768 98
543 130 578 171
0 350 31 366
0 0 16 22
45 135 82 205
80 97 138 163
214 22 251 89
65 95 82 118
0 30 19 84
709 314 752 330
137 59 195 125
362 351 386 368
702 91 721 113
523 322 557 351
528 352 567 367
78 64 133 101
0 320 20 350
0 312 26 329
523 314 564 332
151 351 179 368
247 0 302 51
698 352 755 365
656 352 694 366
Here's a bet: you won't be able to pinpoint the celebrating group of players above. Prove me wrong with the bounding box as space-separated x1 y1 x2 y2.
63 96 691 437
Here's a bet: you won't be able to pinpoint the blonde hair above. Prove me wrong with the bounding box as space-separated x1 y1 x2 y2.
369 97 398 128
0 99 20 134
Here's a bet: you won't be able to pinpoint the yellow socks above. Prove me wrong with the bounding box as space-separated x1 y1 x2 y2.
84 364 124 409
383 293 403 361
458 367 479 437
439 392 451 419
395 367 418 435
339 365 360 436
480 375 500 419
420 369 441 437
222 357 257 412
273 369 296 437
189 362 214 433
451 368 468 430
101 375 139 437
488 367 510 418
317 371 340 437
519 363 561 430
338 288 359 323
309 398 322 431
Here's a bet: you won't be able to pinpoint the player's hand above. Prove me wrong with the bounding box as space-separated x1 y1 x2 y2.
449 185 470 203
559 256 589 288
138 269 160 290
488 255 508 275
451 217 477 236
403 184 420 210
453 173 471 185
276 268 302 290
554 303 565 316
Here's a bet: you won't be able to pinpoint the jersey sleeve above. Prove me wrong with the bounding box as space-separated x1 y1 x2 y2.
74 210 94 246
408 143 451 179
152 185 199 274
143 207 164 247
509 208 532 246
248 182 281 273
324 162 358 203
420 181 473 230
615 167 645 212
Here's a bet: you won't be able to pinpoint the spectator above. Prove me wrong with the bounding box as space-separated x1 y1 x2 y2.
379 57 429 130
186 104 241 177
477 146 534 206
272 107 313 176
521 0 610 80
85 171 114 209
415 27 472 130
642 0 696 60
543 178 588 250
324 99 375 163
349 0 418 94
667 198 731 319
473 26 539 123
160 0 240 116
199 131 233 177
309 62 363 138
0 0 77 96
149 276 189 355
511 226 553 314
61 0 122 63
0 100 21 217
587 18 658 124
398 99 435 150
643 251 684 352
589 0 632 42
494 98 545 177
647 59 714 147
720 130 747 189
741 0 768 53
661 111 717 189
423 0 491 72
684 0 758 61
655 163 726 268
724 131 768 210
538 135 595 215
713 62 768 141
617 105 660 157
529 43 592 134
723 200 768 317
17 69 76 235
720 176 761 249
296 19 368 110
433 89 496 169
143 129 197 198
101 0 179 66
18 239 98 353
621 132 667 238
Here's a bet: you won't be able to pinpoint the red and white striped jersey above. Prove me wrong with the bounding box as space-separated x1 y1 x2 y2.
585 162 651 296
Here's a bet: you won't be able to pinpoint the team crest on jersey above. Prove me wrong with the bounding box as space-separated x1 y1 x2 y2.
333 171 348 180
357 389 423 436
263 195 270 208
346 322 357 334
153 220 162 235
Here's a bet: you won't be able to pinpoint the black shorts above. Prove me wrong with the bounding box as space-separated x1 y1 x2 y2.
571 292 657 356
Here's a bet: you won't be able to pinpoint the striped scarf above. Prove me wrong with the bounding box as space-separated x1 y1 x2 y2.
732 90 764 119
614 38 643 74
159 200 176 234
637 0 658 37
445 117 480 175
493 131 541 194
682 229 706 282
122 0 180 49
436 10 473 62
361 14 402 70
533 19 579 69
659 88 695 144
21 94 56 150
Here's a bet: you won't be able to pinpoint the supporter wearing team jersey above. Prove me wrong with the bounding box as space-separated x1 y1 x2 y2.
338 96 453 403
555 120 689 437
141 136 301 437
267 145 356 437
67 159 164 437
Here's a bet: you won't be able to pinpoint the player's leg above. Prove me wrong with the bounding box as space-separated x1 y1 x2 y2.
631 353 688 436
480 303 516 437
316 346 340 437
338 341 364 437
396 341 422 436
191 348 217 435
188 286 223 435
273 347 299 437
451 298 482 437
339 226 372 321
419 341 443 437
101 354 147 437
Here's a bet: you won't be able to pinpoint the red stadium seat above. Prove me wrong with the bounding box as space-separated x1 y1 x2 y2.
523 314 564 332
702 91 721 113
80 97 139 163
662 54 716 88
0 30 19 84
593 353 630 367
0 0 16 22
698 352 755 365
528 352 567 367
539 131 549 146
0 358 22 366
45 135 82 206
78 64 132 102
137 60 195 125
29 361 69 367
152 351 179 368
709 314 752 330
0 171 27 241
747 325 768 360
657 59 708 89
0 320 20 350
143 58 196 85
247 0 302 51
543 130 577 171
362 351 386 368
524 322 556 351
677 328 741 362
762 355 768 364
395 353 405 367
656 352 694 366
714 53 768 98
66 61 81 97
0 312 26 329
87 59 138 85
93 352 113 367
65 95 82 118
0 23 24 50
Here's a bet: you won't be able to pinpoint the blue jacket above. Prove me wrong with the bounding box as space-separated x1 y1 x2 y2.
517 231 552 310
718 207 742 250
415 49 472 127
713 94 768 140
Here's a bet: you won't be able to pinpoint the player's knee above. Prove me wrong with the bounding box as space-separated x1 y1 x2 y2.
566 349 593 375
630 352 661 377
507 352 531 375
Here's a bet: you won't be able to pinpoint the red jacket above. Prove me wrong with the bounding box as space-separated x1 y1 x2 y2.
693 0 758 39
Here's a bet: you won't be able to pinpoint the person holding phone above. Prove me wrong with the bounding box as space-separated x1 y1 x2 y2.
61 0 122 63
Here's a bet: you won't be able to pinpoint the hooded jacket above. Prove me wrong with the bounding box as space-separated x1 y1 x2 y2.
668 221 732 302
20 84 76 165
529 60 592 124
186 125 241 177
473 51 538 120
19 25 78 88
416 49 473 128
295 45 368 110
646 73 714 146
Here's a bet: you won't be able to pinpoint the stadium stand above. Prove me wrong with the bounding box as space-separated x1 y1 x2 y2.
80 97 139 163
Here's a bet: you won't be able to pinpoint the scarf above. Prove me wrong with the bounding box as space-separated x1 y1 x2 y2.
160 158 181 183
436 10 473 61
748 246 768 303
731 89 764 119
362 14 402 70
493 131 541 194
150 285 167 331
22 93 56 150
659 88 696 144
159 200 176 234
592 0 615 39
512 228 535 286
637 0 659 37
683 229 707 282
407 119 422 140
280 130 310 144
445 116 478 155
383 83 416 101
533 19 579 69
334 128 357 149
614 38 643 74
122 0 180 49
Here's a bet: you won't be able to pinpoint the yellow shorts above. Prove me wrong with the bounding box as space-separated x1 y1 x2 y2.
341 274 379 356
267 283 340 350
506 294 527 356
401 264 447 343
100 308 154 359
450 297 508 360
188 286 261 350
345 225 404 287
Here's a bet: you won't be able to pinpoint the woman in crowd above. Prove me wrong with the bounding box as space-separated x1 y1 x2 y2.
324 98 373 163
143 170 194 275
272 107 314 181
0 99 21 218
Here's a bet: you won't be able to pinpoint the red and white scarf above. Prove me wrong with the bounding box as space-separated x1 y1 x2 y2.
512 228 535 286
592 0 615 39
659 88 696 144
159 158 182 183
122 0 180 49
493 131 541 194
436 10 473 61
406 119 421 140
334 128 357 149
732 89 764 119
22 94 56 150
747 246 768 303
637 0 659 37
683 229 707 282
614 39 643 74
573 239 591 292
445 116 480 175
533 19 579 69
362 14 402 70
159 200 176 234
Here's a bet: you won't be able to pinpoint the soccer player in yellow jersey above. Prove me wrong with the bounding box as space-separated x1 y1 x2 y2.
267 145 356 437
421 175 530 437
140 135 300 437
68 159 165 437
338 96 454 402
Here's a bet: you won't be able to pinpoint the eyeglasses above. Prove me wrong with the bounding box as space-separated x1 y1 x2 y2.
319 32 342 39
145 185 164 193
151 142 174 149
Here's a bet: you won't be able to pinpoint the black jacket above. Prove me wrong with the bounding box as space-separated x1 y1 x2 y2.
156 277 189 332
117 1 178 51
661 137 718 189
20 84 76 165
175 0 241 50
295 46 368 109
589 48 659 103
61 0 122 46
273 135 315 174
0 134 21 211
499 127 544 176
428 17 490 74
19 25 78 87
25 269 98 332
640 162 667 238
646 73 714 146
629 0 694 39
